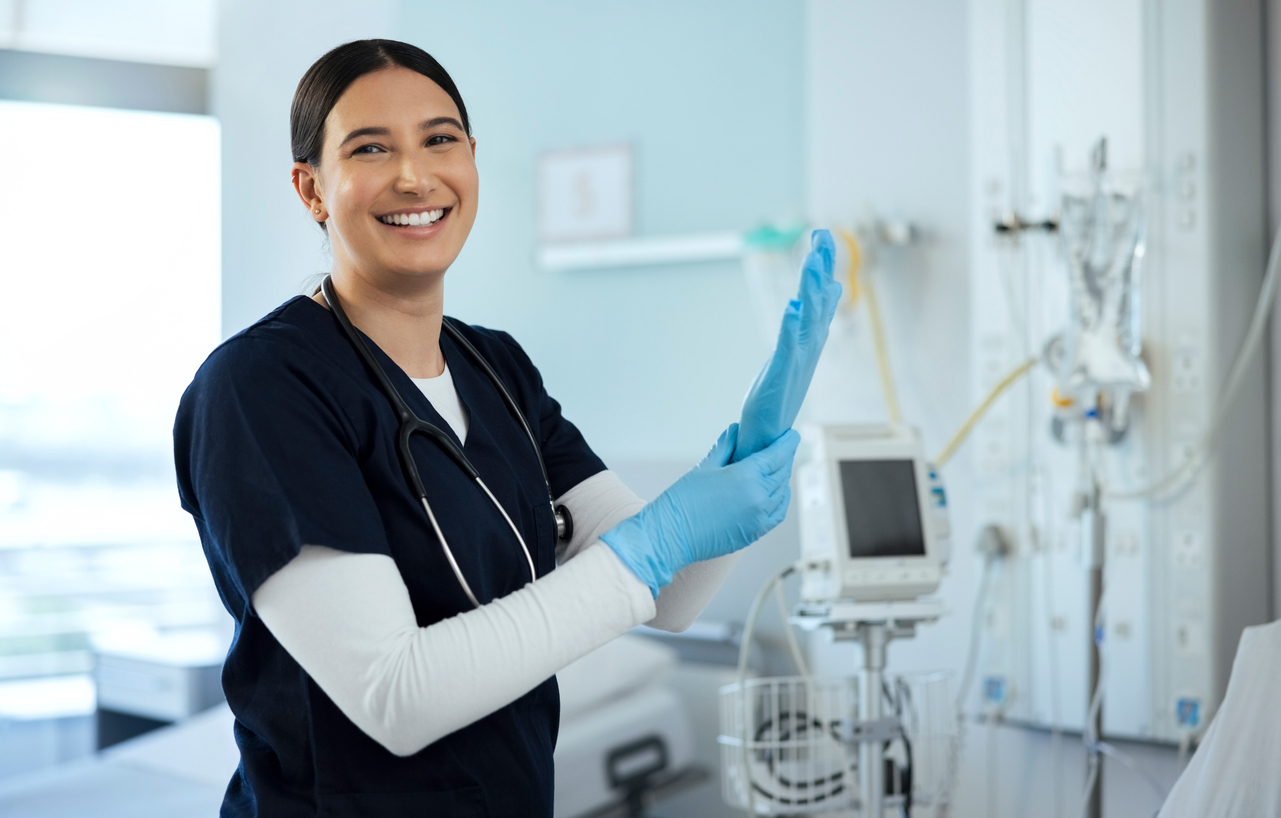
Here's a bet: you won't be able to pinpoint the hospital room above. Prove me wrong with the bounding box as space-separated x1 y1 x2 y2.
2 0 1280 816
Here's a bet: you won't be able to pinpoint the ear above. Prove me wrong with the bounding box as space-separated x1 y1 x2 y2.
469 136 477 157
292 162 327 223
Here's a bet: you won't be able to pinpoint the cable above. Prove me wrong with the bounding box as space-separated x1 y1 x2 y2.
839 229 904 424
1109 226 1281 500
1079 582 1108 818
934 356 1040 468
1041 511 1065 818
773 579 810 677
936 550 999 818
863 271 903 424
987 712 1000 818
736 566 793 685
734 566 853 817
1096 742 1167 803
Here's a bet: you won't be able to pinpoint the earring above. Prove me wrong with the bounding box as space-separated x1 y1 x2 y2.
313 207 322 215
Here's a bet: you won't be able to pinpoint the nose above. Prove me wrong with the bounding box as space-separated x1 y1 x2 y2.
393 151 438 197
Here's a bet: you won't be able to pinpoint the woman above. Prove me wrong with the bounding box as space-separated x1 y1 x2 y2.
175 39 839 817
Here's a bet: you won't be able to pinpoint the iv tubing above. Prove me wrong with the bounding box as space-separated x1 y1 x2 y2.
839 229 903 423
863 267 904 424
934 356 1040 467
1111 226 1281 500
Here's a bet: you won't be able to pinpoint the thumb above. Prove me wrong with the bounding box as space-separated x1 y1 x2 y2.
697 423 739 470
743 428 801 474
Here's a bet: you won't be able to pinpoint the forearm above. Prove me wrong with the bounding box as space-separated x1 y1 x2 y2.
254 543 654 757
556 470 738 632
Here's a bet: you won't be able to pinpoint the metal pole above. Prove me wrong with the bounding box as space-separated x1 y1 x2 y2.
861 623 888 818
1085 478 1105 818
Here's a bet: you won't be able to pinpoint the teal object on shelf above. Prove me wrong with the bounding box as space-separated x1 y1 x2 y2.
743 223 808 252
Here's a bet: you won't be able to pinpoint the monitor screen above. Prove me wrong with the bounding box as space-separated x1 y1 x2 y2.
838 459 926 558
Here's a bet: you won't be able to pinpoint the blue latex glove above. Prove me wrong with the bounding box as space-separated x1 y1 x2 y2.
735 229 842 461
601 424 801 596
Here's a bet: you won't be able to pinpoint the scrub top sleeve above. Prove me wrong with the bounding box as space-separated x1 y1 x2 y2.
492 331 606 499
175 338 392 608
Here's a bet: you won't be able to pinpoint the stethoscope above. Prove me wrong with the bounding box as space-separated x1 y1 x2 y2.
321 275 573 609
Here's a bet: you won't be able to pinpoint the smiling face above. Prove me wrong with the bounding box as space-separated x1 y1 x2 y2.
292 66 479 290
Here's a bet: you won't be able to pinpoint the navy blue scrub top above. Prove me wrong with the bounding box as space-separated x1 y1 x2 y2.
173 296 607 817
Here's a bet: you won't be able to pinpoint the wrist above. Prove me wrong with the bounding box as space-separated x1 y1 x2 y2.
600 515 669 597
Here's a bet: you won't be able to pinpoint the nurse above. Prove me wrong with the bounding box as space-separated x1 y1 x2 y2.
174 39 840 817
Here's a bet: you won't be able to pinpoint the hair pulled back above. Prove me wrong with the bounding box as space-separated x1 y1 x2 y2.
291 39 471 167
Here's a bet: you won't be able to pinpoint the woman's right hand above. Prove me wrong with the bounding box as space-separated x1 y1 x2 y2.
600 424 800 596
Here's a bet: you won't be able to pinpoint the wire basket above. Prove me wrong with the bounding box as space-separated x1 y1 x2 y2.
719 676 860 814
719 672 956 815
889 671 958 809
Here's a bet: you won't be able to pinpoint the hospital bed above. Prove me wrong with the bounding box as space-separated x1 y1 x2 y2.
0 633 700 818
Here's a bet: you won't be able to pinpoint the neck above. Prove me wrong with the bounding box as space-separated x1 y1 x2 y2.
320 264 447 379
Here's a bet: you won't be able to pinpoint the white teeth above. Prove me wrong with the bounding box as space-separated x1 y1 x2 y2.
382 209 447 226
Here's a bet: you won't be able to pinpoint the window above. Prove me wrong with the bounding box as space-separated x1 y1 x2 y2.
0 99 223 681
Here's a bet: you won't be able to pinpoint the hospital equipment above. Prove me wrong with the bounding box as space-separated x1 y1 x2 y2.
795 424 947 605
321 275 569 609
601 426 799 596
964 2 1273 816
720 423 956 816
736 230 842 460
1049 139 1150 430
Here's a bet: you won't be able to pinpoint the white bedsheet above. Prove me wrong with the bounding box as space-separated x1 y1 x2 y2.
1159 618 1281 817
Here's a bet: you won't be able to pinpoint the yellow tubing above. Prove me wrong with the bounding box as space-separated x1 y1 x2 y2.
934 356 1039 468
838 229 862 307
838 228 902 424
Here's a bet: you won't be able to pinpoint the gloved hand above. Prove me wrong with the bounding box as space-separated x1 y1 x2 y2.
735 229 842 461
601 424 800 596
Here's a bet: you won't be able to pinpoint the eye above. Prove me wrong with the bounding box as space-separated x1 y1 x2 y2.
351 144 384 155
426 134 457 147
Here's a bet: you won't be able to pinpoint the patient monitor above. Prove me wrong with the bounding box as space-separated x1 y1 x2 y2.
797 424 948 604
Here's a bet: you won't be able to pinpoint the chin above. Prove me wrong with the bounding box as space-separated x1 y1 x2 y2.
386 255 455 280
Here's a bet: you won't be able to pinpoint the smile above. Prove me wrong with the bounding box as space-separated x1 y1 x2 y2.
378 207 449 227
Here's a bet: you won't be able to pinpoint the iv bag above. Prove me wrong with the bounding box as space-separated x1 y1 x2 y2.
1054 163 1150 401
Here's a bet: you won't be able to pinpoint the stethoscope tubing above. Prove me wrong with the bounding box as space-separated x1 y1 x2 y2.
320 275 545 607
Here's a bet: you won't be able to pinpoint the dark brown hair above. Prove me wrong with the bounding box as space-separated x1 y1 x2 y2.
290 39 471 168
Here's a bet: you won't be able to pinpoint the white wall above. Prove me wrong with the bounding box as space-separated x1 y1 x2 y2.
213 0 399 340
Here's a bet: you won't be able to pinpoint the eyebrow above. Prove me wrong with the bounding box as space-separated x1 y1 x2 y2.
338 117 466 148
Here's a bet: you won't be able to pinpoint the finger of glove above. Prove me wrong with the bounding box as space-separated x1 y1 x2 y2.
743 428 801 478
798 231 835 300
811 229 836 275
763 454 796 495
766 486 792 527
698 423 739 471
807 230 844 324
797 266 838 351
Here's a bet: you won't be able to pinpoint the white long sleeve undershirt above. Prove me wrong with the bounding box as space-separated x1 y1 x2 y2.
253 468 740 757
255 542 653 756
253 373 740 756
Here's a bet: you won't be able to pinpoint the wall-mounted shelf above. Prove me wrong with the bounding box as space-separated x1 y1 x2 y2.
537 231 743 272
